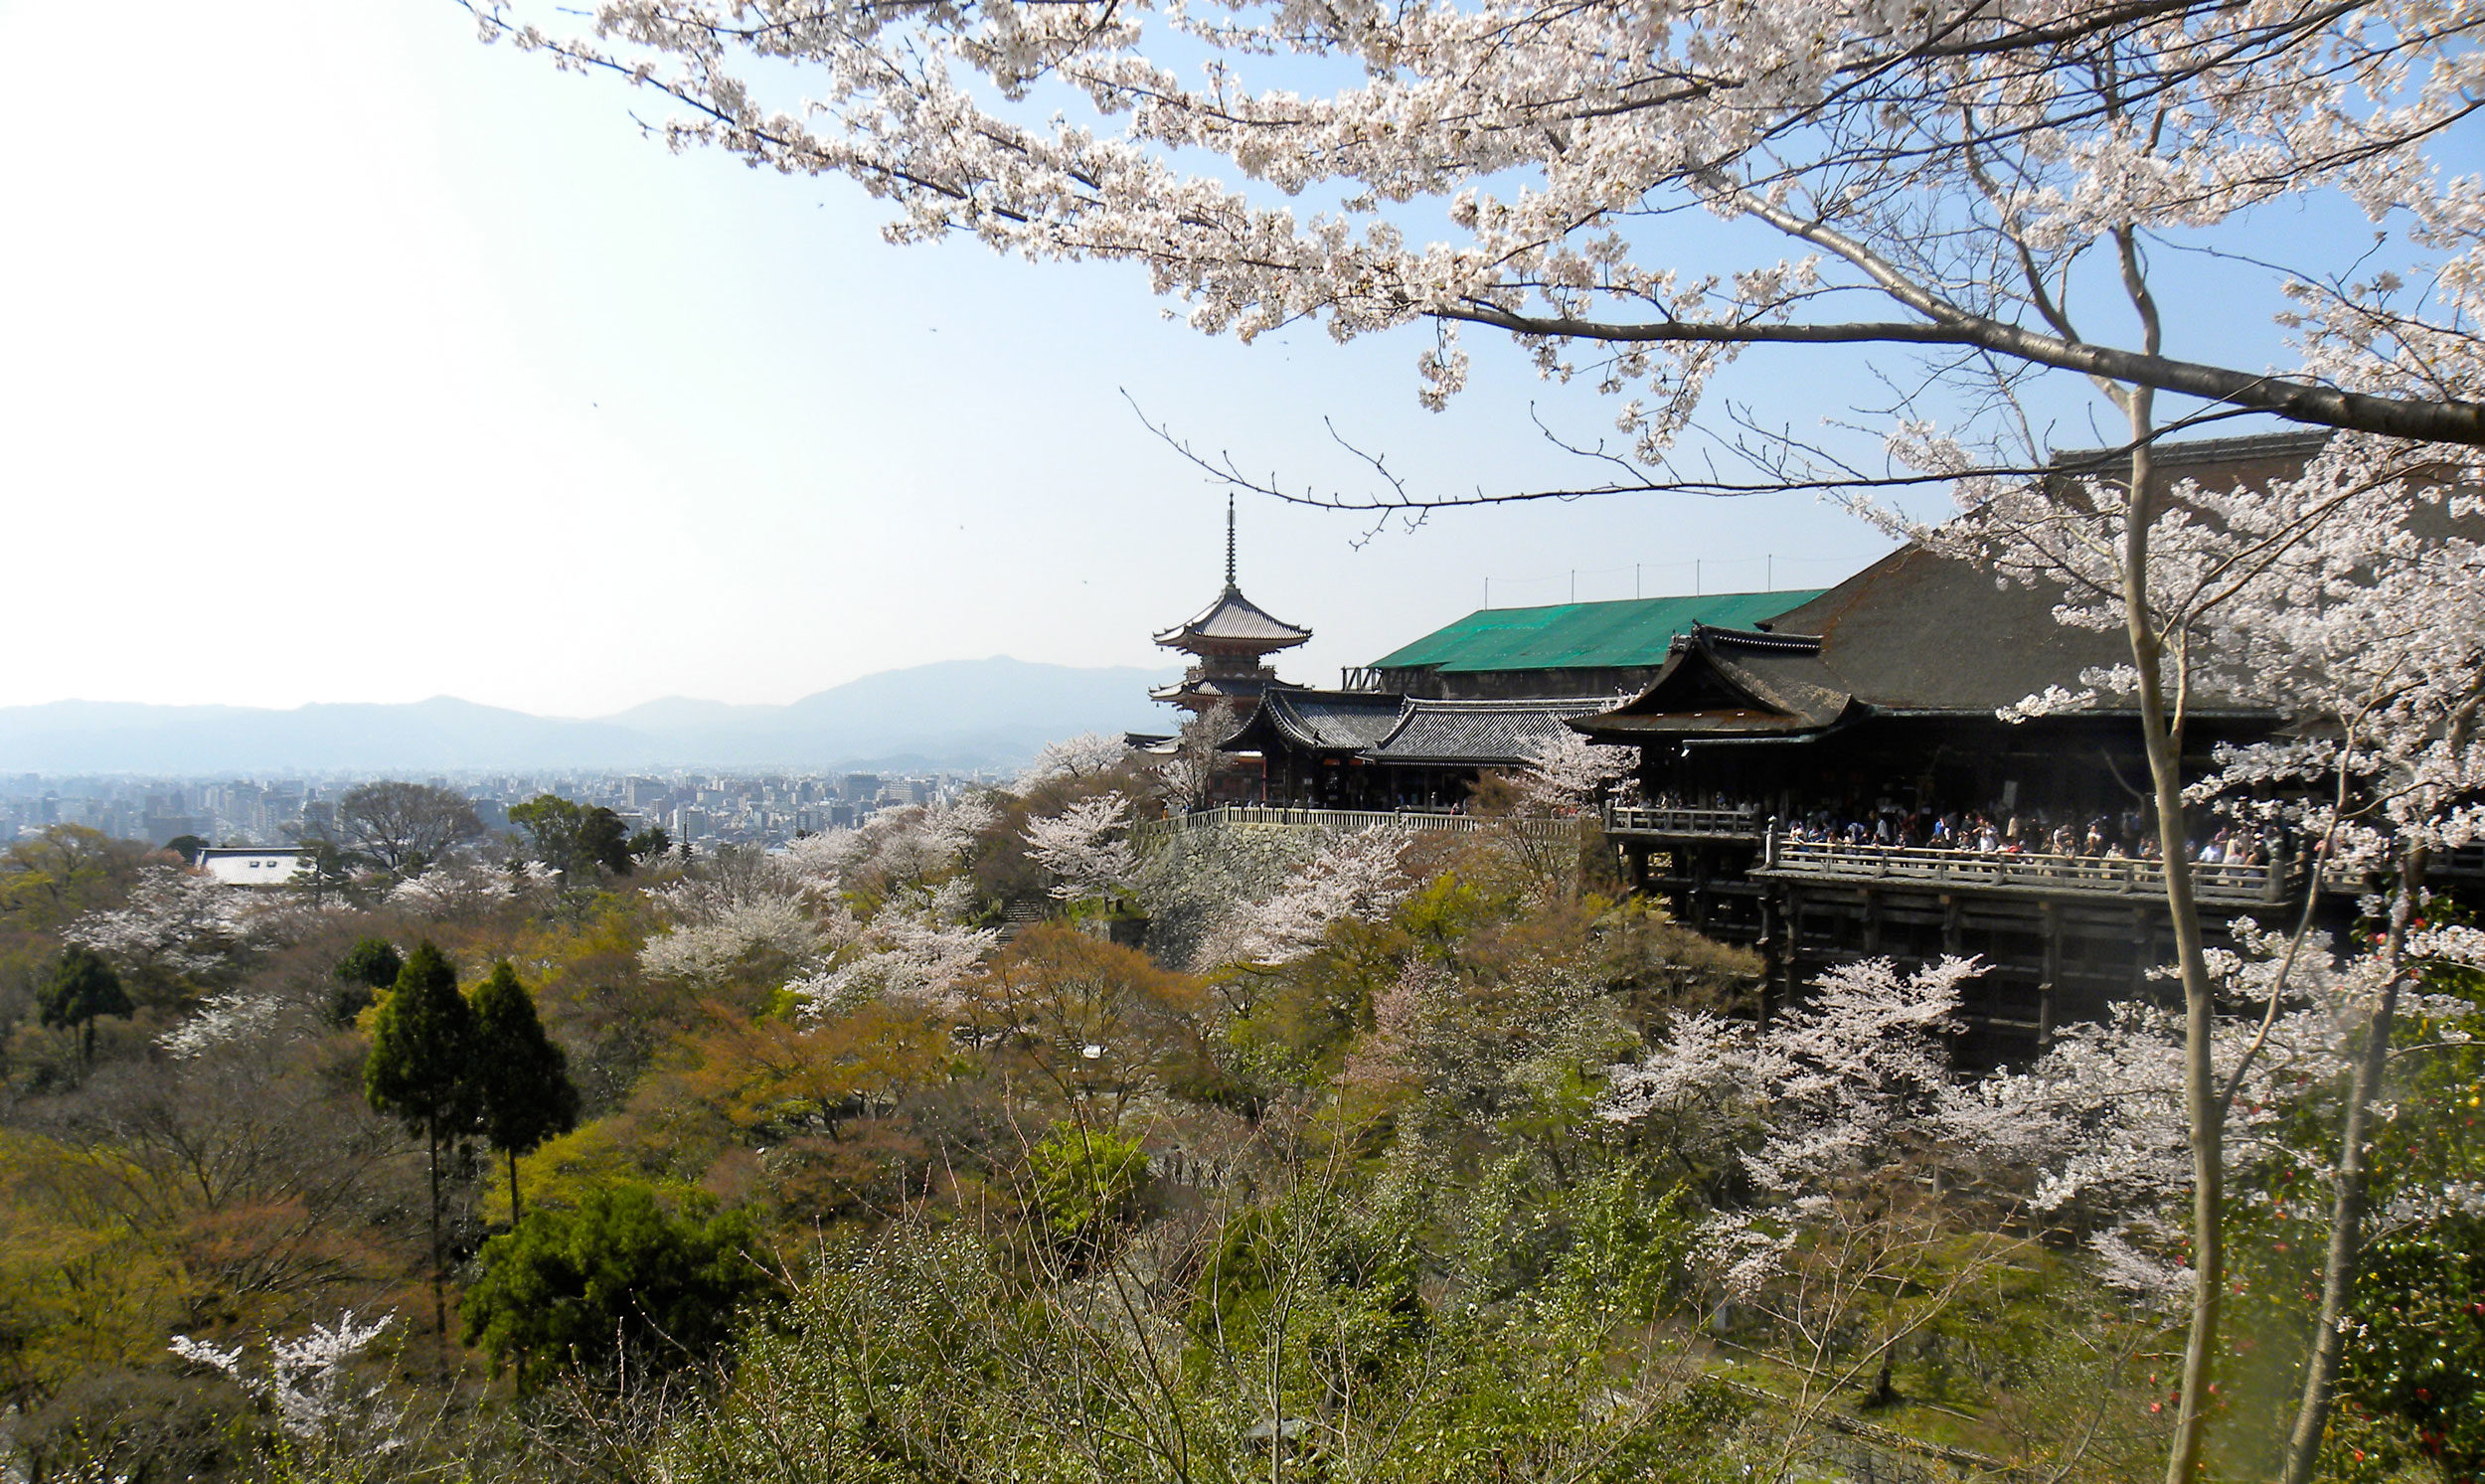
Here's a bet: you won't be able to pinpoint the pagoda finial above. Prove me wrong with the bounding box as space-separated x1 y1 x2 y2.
1224 493 1237 590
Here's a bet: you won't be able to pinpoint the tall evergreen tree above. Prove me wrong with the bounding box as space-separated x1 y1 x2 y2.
363 939 478 1338
40 944 131 1067
469 960 580 1228
330 936 404 1025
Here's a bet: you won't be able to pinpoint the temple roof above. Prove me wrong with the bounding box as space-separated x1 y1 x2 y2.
1574 543 2280 742
1221 688 1408 754
1150 670 1287 704
1153 584 1314 651
1221 689 1617 766
1154 498 1313 654
1364 697 1614 765
1370 589 1826 675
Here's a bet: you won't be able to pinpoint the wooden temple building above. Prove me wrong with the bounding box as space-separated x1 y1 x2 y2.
1571 431 2340 1057
1158 431 2412 1058
1214 591 1825 808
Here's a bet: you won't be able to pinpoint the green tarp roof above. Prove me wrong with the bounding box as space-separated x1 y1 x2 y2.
1370 589 1828 674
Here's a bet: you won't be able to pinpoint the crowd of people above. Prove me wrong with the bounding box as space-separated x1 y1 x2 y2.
1641 792 2278 867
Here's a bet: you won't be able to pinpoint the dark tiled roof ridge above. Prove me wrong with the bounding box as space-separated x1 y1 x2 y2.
1398 695 1617 714
1688 622 1825 653
2047 427 2332 473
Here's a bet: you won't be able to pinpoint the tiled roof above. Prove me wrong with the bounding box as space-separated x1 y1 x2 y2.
1153 585 1313 650
1364 697 1615 765
1369 589 1827 674
1220 689 1407 754
1576 544 2284 741
1152 674 1283 703
1268 691 1408 750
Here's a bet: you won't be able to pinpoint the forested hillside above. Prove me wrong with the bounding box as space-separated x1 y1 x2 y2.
1 738 2477 1482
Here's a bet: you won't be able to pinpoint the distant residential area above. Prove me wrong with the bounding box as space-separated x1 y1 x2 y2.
0 768 1000 856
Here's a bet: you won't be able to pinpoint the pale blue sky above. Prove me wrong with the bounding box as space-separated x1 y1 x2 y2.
0 1 2349 717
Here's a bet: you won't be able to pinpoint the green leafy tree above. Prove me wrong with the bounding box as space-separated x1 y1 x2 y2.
625 824 671 865
330 936 403 1025
362 939 478 1336
2337 1217 2485 1482
162 834 210 866
39 945 131 1067
468 960 580 1227
509 794 635 883
579 805 633 877
335 780 486 881
461 1181 780 1391
1030 1119 1151 1251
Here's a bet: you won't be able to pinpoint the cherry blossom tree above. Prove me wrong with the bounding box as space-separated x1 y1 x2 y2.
2178 448 2485 1475
1514 729 1637 817
1197 825 1411 968
65 865 282 983
1144 713 1228 815
787 792 999 896
1015 733 1130 793
389 860 533 918
1600 956 2018 1455
1603 956 1982 1214
639 847 852 984
792 879 999 1016
170 1310 402 1452
1923 428 2485 1475
471 0 2485 473
1022 791 1136 904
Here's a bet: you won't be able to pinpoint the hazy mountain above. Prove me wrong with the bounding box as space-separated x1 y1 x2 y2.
0 658 1183 774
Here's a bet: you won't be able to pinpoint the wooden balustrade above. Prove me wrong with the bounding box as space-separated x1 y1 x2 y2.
1602 804 1766 839
1758 837 2298 906
1130 805 1581 851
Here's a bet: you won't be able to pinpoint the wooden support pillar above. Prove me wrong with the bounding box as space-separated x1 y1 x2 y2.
1862 889 1882 954
2038 901 2061 1050
2131 907 2154 1004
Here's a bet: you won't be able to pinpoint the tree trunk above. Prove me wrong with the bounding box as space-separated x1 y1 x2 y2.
2112 419 2226 1484
2280 849 2420 1482
508 1145 524 1230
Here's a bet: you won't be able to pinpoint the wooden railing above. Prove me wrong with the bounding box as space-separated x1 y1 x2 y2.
1757 836 2301 907
1130 805 1581 851
1603 804 1766 840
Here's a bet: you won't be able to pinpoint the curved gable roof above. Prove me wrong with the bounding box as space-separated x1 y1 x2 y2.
1221 689 1408 754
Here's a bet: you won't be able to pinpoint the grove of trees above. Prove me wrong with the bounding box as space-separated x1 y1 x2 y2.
0 731 2473 1483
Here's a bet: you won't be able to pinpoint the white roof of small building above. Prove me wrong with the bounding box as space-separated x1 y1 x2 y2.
197 847 309 887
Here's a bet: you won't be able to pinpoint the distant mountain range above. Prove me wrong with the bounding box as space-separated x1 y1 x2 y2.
0 658 1185 775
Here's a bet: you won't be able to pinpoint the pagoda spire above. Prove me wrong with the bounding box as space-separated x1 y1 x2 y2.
1151 493 1312 715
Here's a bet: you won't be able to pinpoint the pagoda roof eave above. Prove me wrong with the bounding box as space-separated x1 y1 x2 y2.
1154 584 1313 650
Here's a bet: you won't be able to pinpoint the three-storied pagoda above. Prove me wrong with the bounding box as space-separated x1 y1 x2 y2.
1152 498 1313 718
